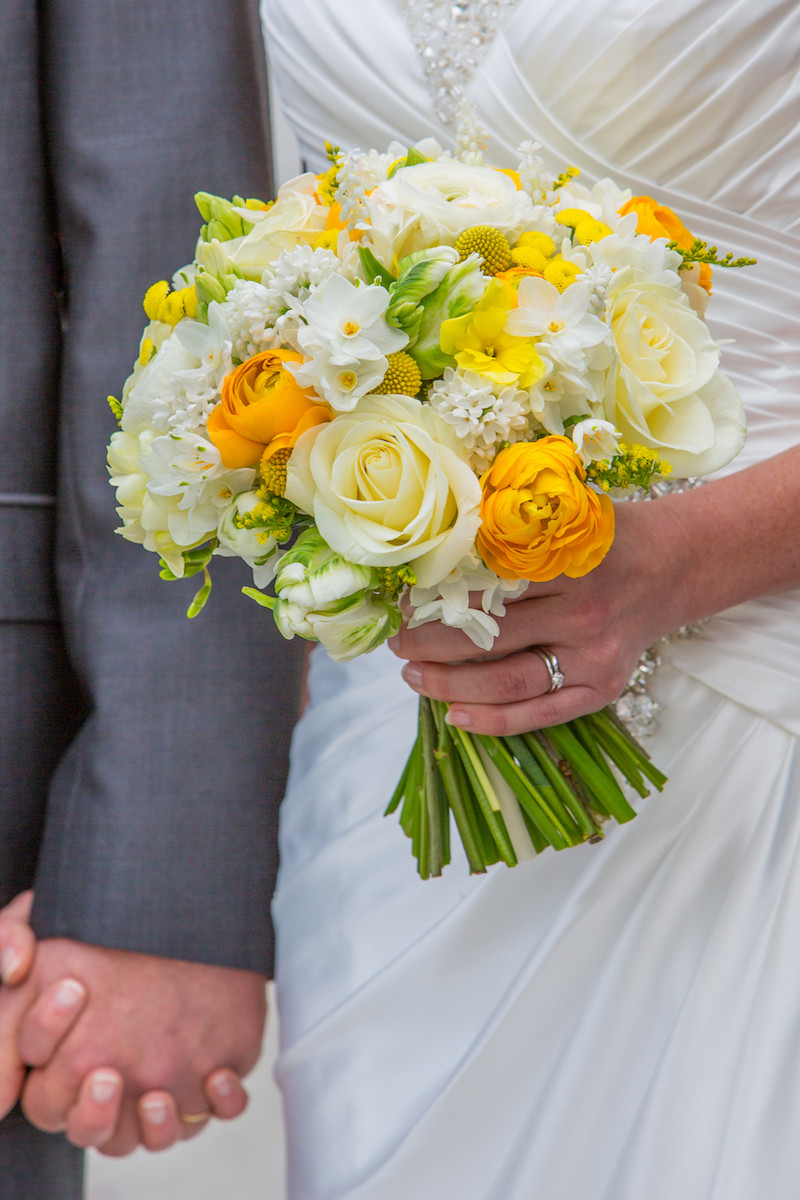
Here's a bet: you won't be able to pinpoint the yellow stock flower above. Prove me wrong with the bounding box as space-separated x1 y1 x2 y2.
477 437 615 581
439 280 544 387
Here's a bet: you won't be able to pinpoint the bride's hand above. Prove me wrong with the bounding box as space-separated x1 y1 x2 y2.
390 499 688 735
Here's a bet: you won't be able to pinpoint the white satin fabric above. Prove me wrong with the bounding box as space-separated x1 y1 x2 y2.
263 2 800 1196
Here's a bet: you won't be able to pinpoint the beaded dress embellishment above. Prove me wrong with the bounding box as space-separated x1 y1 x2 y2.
396 0 525 123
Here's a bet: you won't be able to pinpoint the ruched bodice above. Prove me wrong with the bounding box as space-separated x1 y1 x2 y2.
261 5 800 1197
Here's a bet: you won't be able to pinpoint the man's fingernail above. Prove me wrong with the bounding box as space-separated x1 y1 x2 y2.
91 1072 120 1105
211 1074 234 1099
401 663 423 688
445 708 471 729
141 1097 169 1125
52 979 86 1011
0 947 21 984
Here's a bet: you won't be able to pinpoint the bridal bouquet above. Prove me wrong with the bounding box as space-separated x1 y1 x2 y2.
107 127 752 877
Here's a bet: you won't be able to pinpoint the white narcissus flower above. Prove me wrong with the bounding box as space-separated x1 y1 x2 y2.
571 419 623 465
505 277 611 373
215 491 280 588
291 275 409 411
604 265 746 475
365 161 535 258
285 393 482 589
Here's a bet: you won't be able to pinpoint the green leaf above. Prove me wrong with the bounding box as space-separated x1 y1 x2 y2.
358 246 395 289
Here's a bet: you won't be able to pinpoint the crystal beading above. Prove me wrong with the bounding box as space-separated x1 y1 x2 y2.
396 0 525 125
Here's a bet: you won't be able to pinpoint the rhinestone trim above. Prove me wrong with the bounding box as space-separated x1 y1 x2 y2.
396 0 525 124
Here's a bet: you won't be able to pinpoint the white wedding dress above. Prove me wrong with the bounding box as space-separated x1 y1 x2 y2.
261 2 800 1196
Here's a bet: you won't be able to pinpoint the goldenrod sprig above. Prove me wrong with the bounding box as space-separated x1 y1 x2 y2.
586 444 672 492
669 237 757 270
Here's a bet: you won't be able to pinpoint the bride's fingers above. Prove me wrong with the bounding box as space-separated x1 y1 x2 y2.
444 684 606 736
0 891 36 985
401 647 567 707
16 978 88 1068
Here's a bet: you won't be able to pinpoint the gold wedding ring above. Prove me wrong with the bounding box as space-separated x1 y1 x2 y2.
178 1108 212 1124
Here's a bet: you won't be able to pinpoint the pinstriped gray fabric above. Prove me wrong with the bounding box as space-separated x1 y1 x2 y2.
1 2 297 1191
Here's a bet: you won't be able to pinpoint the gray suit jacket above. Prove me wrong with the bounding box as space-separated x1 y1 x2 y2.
0 0 302 985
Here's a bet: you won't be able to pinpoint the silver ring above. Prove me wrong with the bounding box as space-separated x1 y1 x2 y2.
528 645 565 693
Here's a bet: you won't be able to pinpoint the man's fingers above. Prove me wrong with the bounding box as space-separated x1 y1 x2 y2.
0 979 33 1119
17 978 88 1067
138 1090 182 1152
0 891 36 985
64 1069 124 1149
205 1068 248 1121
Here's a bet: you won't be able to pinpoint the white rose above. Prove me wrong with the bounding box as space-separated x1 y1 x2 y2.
604 266 745 476
226 175 328 277
365 161 535 259
285 393 482 588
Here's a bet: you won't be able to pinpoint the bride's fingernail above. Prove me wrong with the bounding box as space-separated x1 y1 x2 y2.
401 664 423 688
0 947 21 984
445 709 471 728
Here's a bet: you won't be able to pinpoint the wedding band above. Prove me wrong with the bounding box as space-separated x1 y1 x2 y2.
528 645 565 693
178 1108 212 1124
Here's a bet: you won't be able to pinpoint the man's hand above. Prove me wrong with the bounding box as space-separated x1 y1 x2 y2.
0 898 262 1153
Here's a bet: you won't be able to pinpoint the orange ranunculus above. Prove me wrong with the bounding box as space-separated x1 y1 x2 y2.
619 195 712 293
207 349 331 469
477 437 615 582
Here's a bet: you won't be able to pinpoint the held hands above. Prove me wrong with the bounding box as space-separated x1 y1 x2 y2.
0 893 264 1154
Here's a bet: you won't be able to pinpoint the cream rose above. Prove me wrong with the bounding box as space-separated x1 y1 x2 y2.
225 175 328 277
604 266 745 476
285 393 482 588
365 161 535 259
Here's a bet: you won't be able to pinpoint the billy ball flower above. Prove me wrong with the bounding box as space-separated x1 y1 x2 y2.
477 436 615 581
206 348 331 469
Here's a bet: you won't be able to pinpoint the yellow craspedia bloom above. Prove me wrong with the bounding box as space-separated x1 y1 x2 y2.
556 209 612 245
372 351 423 396
138 337 156 367
455 225 513 276
515 231 556 257
259 446 293 496
143 281 170 321
477 437 615 581
543 258 582 292
510 246 549 272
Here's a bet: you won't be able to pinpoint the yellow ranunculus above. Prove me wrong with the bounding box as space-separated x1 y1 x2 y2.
618 195 712 293
207 349 331 469
477 437 615 582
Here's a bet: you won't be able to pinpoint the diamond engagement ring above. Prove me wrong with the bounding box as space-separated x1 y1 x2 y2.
528 646 565 693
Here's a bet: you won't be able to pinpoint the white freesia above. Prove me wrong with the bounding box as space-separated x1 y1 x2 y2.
527 356 603 434
604 265 746 475
176 302 233 383
216 490 280 588
571 419 623 465
365 160 535 258
108 428 189 575
408 551 527 651
285 393 482 588
140 428 254 557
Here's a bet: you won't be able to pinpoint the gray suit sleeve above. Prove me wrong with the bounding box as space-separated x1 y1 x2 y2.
28 0 304 975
